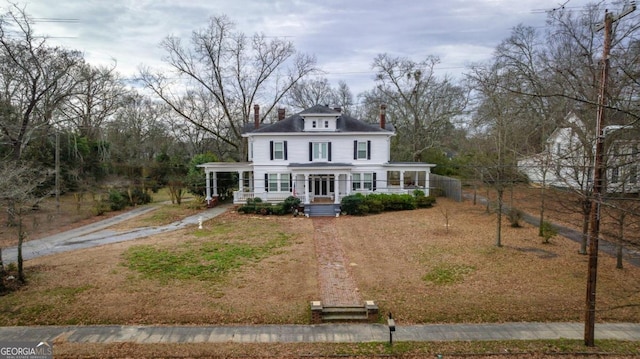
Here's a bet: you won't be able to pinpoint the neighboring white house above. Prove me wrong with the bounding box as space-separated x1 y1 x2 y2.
199 104 435 209
518 112 639 193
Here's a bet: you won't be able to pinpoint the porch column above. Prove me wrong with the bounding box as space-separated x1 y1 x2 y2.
205 170 211 203
414 172 419 187
425 170 430 196
347 174 352 195
304 173 310 204
334 173 339 204
400 171 405 191
212 172 218 197
238 171 244 192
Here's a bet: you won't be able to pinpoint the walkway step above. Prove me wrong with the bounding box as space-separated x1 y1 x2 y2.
322 313 369 321
321 305 370 322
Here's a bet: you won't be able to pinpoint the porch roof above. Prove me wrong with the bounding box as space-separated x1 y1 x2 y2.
384 162 436 171
198 162 253 172
288 162 354 171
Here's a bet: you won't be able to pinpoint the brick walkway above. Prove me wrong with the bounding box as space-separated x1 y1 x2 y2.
312 217 362 306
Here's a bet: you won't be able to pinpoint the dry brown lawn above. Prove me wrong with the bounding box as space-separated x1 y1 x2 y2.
1 195 639 327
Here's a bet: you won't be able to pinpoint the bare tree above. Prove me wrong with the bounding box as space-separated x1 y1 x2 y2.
467 61 528 247
105 92 172 164
59 62 126 141
0 160 51 283
285 77 353 113
366 54 467 162
0 3 82 161
140 15 318 161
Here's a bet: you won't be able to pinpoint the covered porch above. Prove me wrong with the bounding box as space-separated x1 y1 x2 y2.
199 162 435 206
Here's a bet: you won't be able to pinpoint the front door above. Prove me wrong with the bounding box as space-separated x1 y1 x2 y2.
310 175 334 198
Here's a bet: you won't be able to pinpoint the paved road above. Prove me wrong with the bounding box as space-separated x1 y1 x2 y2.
3 203 232 264
1 323 639 343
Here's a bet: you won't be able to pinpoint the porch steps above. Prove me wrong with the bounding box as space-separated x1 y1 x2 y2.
321 305 369 322
305 204 341 217
310 301 379 323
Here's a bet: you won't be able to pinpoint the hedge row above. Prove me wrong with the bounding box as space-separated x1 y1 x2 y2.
340 190 436 216
237 196 302 216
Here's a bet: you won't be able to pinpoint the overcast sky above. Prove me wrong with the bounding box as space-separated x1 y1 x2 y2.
16 0 602 96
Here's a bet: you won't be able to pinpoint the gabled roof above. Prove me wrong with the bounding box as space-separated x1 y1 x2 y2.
246 105 394 134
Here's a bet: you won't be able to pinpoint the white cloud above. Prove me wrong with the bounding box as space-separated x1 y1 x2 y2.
13 0 599 96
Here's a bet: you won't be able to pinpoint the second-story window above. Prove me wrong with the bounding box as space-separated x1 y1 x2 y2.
311 142 330 161
611 167 619 184
354 140 371 160
630 165 638 183
270 141 287 160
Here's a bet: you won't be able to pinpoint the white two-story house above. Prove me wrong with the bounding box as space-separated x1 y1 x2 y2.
518 112 640 193
199 104 434 213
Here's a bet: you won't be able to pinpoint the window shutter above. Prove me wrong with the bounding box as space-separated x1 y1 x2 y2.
289 174 292 191
372 172 377 191
270 141 274 160
309 142 313 161
367 141 371 160
284 141 288 160
264 173 268 192
353 140 357 159
328 142 332 162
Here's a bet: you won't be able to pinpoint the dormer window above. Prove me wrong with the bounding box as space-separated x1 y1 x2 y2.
303 114 338 131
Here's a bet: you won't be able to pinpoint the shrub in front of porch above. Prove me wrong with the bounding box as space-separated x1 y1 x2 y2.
341 192 436 215
413 189 436 208
368 193 417 211
340 193 365 215
237 197 290 216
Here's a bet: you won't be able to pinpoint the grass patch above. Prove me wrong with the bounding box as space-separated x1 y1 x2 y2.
0 285 93 325
423 263 475 285
124 232 291 283
141 205 199 226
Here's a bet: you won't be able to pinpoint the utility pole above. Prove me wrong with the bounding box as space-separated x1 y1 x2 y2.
585 2 635 347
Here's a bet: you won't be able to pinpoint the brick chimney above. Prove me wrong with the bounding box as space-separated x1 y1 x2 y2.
380 104 386 129
278 107 286 121
254 104 260 129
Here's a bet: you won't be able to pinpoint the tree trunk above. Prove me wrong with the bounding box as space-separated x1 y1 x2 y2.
616 213 625 270
538 185 546 237
486 189 490 213
538 169 547 237
18 212 25 282
496 188 504 247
